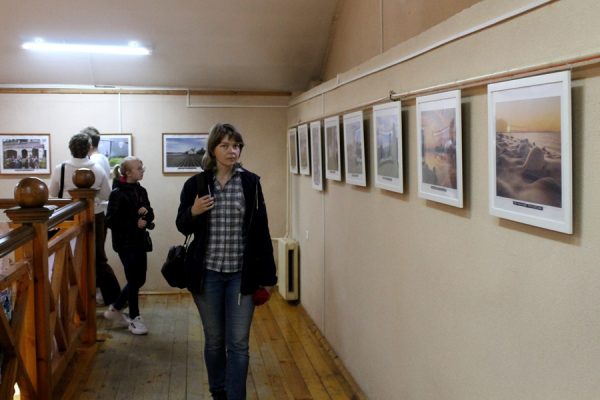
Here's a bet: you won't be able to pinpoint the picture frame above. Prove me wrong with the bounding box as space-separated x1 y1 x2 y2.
99 134 133 168
297 124 310 176
310 121 323 191
416 90 463 207
488 70 572 234
162 133 208 174
343 111 366 187
373 102 403 193
0 133 51 175
324 116 342 181
288 127 299 174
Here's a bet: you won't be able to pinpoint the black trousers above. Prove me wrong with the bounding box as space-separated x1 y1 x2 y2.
113 249 147 319
95 213 121 305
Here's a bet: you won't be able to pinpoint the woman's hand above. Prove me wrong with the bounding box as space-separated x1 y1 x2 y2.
137 218 147 229
191 194 215 216
138 206 148 216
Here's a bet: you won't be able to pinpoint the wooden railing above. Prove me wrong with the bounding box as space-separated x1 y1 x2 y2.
0 173 97 400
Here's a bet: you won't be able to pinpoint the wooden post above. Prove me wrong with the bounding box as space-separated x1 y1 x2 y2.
69 171 97 346
6 177 52 399
5 207 53 400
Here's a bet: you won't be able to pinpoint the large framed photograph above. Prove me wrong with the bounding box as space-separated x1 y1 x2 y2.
310 121 323 191
0 134 51 175
297 124 310 176
416 90 463 207
162 133 208 174
99 134 132 168
488 70 572 234
288 127 299 174
324 116 342 181
373 102 403 193
343 111 366 187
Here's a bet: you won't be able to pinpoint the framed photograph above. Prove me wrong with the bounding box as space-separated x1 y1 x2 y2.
162 133 208 174
324 116 342 181
288 127 299 174
310 121 323 191
343 111 366 187
298 124 310 176
488 70 572 234
99 134 132 168
416 90 463 207
373 102 403 193
0 134 50 175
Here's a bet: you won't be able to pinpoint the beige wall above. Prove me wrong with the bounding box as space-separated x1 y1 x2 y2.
0 92 288 291
289 0 600 398
322 0 481 81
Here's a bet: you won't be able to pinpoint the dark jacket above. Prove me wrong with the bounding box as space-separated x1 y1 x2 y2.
176 169 277 294
106 179 154 253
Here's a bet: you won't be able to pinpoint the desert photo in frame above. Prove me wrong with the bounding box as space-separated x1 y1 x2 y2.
373 102 403 193
488 70 572 234
0 134 51 175
416 90 463 207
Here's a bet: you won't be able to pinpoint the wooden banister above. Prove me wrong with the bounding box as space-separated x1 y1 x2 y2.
0 170 98 399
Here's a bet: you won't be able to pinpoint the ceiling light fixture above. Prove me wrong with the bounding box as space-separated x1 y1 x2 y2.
22 38 151 56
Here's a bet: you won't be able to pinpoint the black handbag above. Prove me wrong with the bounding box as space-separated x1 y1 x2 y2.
161 236 189 289
144 231 153 252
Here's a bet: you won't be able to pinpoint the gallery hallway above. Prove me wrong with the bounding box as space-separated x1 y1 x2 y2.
54 292 366 399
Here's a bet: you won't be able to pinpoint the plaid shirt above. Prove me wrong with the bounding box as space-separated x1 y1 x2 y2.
204 171 246 273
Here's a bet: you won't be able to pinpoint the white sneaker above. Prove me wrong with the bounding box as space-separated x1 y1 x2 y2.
128 316 148 335
103 305 129 328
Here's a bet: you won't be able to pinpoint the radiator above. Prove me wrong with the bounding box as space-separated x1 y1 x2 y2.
273 237 299 300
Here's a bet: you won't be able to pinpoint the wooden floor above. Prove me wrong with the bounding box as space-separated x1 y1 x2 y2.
54 292 366 400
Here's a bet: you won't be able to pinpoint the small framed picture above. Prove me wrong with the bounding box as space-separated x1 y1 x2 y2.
162 133 208 174
310 121 323 191
99 134 133 168
343 111 366 187
324 116 342 181
488 70 572 234
0 134 51 175
373 102 403 193
416 90 463 207
298 124 310 176
288 127 299 174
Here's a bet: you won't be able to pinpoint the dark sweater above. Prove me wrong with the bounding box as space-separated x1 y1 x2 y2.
106 179 154 253
176 169 277 294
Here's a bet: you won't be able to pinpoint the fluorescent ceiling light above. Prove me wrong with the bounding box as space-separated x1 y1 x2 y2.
22 39 151 56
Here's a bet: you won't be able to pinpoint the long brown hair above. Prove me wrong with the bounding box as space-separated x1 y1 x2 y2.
201 123 244 171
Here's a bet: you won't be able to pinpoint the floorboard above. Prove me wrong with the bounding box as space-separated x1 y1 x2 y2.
55 292 366 400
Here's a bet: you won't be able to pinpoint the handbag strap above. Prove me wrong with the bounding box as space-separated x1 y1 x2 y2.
58 162 65 198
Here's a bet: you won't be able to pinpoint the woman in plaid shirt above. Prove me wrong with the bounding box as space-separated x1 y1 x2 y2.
176 123 277 400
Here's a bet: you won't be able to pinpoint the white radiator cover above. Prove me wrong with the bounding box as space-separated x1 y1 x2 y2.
273 237 299 300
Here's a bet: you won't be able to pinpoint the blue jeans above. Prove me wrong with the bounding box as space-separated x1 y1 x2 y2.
192 270 255 400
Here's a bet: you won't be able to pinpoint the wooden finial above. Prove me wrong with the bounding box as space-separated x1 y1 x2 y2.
73 168 95 188
14 177 49 208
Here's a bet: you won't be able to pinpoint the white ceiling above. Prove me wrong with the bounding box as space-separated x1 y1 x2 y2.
0 0 339 92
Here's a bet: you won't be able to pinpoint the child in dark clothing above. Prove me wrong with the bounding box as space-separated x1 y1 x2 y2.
105 157 154 335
